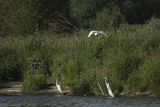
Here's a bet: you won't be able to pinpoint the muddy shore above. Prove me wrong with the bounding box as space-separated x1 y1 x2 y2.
0 82 154 97
0 82 70 96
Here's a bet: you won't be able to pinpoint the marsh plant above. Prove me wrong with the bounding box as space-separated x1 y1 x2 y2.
0 18 160 96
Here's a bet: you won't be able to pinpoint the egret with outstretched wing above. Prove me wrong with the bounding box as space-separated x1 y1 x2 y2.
88 31 107 37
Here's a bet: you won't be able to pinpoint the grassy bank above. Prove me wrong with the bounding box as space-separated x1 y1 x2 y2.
0 18 160 96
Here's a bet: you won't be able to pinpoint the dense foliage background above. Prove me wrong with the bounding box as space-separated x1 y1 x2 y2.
0 0 160 36
0 0 160 96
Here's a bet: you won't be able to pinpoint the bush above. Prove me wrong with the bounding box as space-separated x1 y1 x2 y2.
0 18 160 96
71 78 95 96
0 46 25 82
23 73 47 93
70 0 103 28
59 59 80 87
126 56 160 96
90 6 125 31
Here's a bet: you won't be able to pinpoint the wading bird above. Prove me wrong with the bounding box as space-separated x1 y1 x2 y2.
104 77 114 98
88 31 107 37
56 79 62 93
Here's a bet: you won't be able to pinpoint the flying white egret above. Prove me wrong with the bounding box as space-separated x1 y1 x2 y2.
88 31 107 38
56 79 62 93
104 77 114 98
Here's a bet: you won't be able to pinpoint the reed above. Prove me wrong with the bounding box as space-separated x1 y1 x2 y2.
0 18 160 96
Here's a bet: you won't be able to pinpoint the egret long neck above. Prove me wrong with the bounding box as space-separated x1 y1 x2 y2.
105 79 108 84
56 80 58 85
105 79 110 89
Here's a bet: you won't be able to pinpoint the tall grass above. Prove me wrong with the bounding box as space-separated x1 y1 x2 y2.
0 18 160 96
23 72 47 93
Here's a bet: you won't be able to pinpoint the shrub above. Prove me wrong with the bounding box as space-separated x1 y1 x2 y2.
71 78 95 96
126 55 160 96
58 59 80 87
0 46 25 82
23 73 47 93
1 18 160 96
90 6 125 31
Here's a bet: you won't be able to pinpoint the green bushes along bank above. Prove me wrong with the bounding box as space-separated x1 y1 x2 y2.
0 18 160 96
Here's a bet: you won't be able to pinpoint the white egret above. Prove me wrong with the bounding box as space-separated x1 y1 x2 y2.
104 77 114 98
56 79 62 93
88 31 107 37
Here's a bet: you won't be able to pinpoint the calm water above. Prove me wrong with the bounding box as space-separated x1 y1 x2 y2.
0 96 160 107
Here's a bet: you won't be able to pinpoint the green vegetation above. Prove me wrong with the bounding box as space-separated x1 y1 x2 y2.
23 73 47 93
0 0 160 96
1 0 160 35
0 18 160 96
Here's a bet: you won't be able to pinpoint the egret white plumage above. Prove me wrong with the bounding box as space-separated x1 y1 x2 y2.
88 31 107 37
56 79 62 93
104 77 114 98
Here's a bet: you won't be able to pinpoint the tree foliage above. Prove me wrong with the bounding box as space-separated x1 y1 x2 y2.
0 0 160 36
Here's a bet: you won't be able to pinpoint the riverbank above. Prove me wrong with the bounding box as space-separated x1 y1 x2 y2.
0 82 70 96
0 82 155 97
120 91 154 97
0 18 160 97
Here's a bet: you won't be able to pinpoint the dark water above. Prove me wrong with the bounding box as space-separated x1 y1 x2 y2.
0 96 160 107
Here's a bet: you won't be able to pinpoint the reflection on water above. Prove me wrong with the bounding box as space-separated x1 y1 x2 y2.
0 96 160 107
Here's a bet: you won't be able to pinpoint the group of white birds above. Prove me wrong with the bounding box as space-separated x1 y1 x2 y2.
56 77 114 98
88 31 115 97
56 76 114 98
55 31 114 98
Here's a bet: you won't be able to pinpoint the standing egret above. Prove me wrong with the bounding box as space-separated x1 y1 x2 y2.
56 79 62 93
104 77 114 98
88 31 107 37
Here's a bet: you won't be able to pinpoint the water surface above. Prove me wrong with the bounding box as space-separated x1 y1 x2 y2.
0 96 159 107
